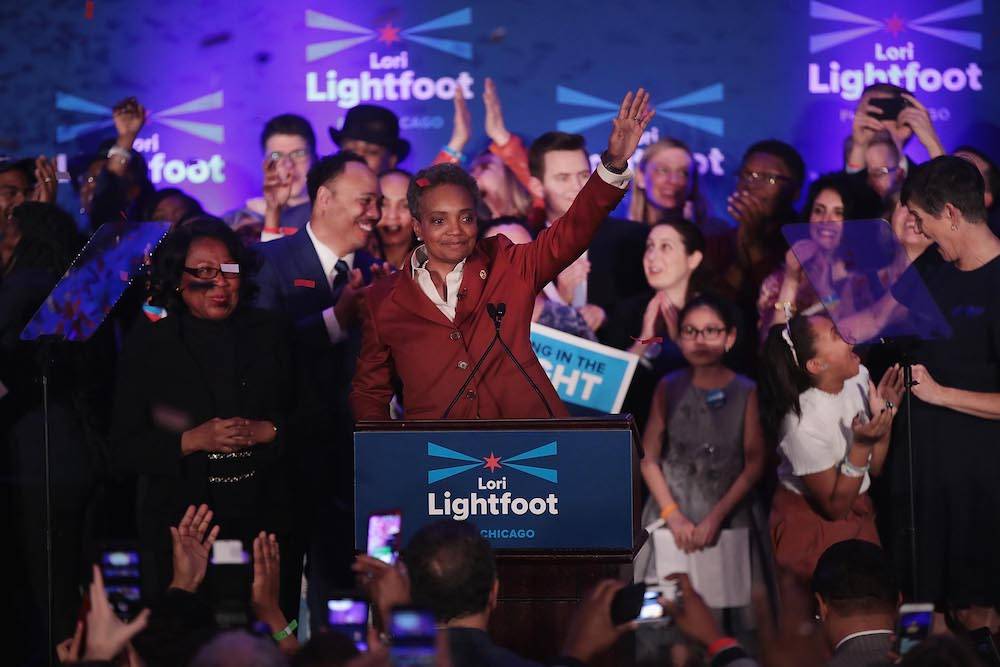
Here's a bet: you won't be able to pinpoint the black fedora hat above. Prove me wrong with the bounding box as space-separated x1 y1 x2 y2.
329 104 410 162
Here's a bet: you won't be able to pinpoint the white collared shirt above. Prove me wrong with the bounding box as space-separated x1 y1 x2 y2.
411 244 466 322
541 161 633 308
305 221 355 344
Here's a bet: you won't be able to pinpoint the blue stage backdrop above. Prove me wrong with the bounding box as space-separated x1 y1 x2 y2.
2 1 998 220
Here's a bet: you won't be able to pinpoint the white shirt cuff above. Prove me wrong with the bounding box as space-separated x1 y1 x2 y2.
595 161 633 189
322 306 348 344
260 230 283 243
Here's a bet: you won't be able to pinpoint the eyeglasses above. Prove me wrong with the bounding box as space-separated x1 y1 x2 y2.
183 264 240 280
867 166 899 178
0 185 32 200
738 170 790 189
268 149 310 163
679 325 727 341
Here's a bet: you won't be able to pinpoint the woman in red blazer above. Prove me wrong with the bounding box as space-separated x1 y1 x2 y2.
351 89 654 420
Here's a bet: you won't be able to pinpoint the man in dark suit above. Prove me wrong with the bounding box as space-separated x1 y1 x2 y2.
526 131 649 344
813 540 899 667
254 151 382 627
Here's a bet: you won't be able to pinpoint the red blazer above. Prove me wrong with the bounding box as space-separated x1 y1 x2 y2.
350 171 626 421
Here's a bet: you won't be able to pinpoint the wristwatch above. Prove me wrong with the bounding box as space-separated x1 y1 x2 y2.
600 150 627 174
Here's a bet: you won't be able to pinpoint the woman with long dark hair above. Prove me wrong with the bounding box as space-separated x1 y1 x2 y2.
759 313 902 581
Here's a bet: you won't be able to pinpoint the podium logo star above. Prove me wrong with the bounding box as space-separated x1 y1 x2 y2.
482 452 502 472
884 13 905 38
378 22 402 46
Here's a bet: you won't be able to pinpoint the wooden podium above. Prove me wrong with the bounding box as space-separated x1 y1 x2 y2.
355 416 644 665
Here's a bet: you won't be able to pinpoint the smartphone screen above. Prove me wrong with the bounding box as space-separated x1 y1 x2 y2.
389 607 436 667
207 539 251 628
367 511 402 564
99 549 142 621
636 589 665 623
327 599 369 651
897 607 933 656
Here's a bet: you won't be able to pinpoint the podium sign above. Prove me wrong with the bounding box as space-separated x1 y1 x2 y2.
355 420 636 551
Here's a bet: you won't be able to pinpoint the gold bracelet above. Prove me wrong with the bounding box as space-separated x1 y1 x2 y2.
774 301 795 313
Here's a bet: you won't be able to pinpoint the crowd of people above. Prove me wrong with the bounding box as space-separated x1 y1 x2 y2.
2 76 1000 667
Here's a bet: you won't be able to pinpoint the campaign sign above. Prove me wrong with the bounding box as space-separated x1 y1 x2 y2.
355 427 634 551
529 324 639 414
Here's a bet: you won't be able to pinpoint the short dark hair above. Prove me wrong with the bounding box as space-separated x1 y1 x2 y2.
149 216 260 311
678 292 737 331
10 202 84 275
812 540 898 616
404 521 496 623
306 152 368 204
0 158 32 184
143 187 204 224
805 172 882 221
901 155 988 223
528 131 588 180
407 163 482 222
261 113 317 158
954 145 999 208
743 140 806 193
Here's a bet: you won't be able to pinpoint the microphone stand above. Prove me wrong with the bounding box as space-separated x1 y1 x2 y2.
440 305 502 419
491 304 555 418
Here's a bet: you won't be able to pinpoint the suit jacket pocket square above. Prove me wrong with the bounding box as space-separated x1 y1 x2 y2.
294 279 316 288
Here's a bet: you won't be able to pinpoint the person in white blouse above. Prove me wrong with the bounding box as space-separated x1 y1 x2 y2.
759 312 903 581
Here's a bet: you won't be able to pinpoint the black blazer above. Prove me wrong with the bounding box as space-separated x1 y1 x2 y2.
586 217 649 342
253 229 379 502
110 307 294 536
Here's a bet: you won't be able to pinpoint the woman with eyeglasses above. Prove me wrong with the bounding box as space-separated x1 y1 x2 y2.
635 294 768 633
110 217 300 618
759 314 903 582
757 172 883 339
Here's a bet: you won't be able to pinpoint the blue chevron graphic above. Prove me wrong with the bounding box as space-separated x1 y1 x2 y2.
557 85 724 137
306 7 473 62
55 91 225 144
809 0 982 53
426 441 558 484
428 463 481 483
427 442 480 462
505 463 558 483
403 8 471 33
505 442 557 462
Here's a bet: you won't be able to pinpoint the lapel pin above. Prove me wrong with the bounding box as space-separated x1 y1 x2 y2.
294 279 316 288
479 269 487 280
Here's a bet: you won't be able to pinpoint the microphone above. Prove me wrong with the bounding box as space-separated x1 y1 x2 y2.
490 302 555 418
441 303 503 419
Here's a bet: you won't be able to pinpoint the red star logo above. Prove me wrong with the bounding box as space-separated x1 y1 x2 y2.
884 13 905 37
378 22 402 46
482 452 503 473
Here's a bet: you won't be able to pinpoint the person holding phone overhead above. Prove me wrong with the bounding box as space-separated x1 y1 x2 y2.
350 88 654 420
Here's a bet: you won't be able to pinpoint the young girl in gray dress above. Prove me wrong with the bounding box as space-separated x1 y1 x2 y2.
637 294 767 611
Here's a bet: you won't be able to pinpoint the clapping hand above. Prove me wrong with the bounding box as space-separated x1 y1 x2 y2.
169 504 220 593
447 87 472 155
639 291 680 343
605 88 655 168
32 155 58 203
251 532 283 625
483 77 511 146
852 406 892 446
263 157 293 212
874 364 904 411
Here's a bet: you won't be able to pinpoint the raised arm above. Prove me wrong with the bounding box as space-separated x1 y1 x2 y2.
510 88 655 290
